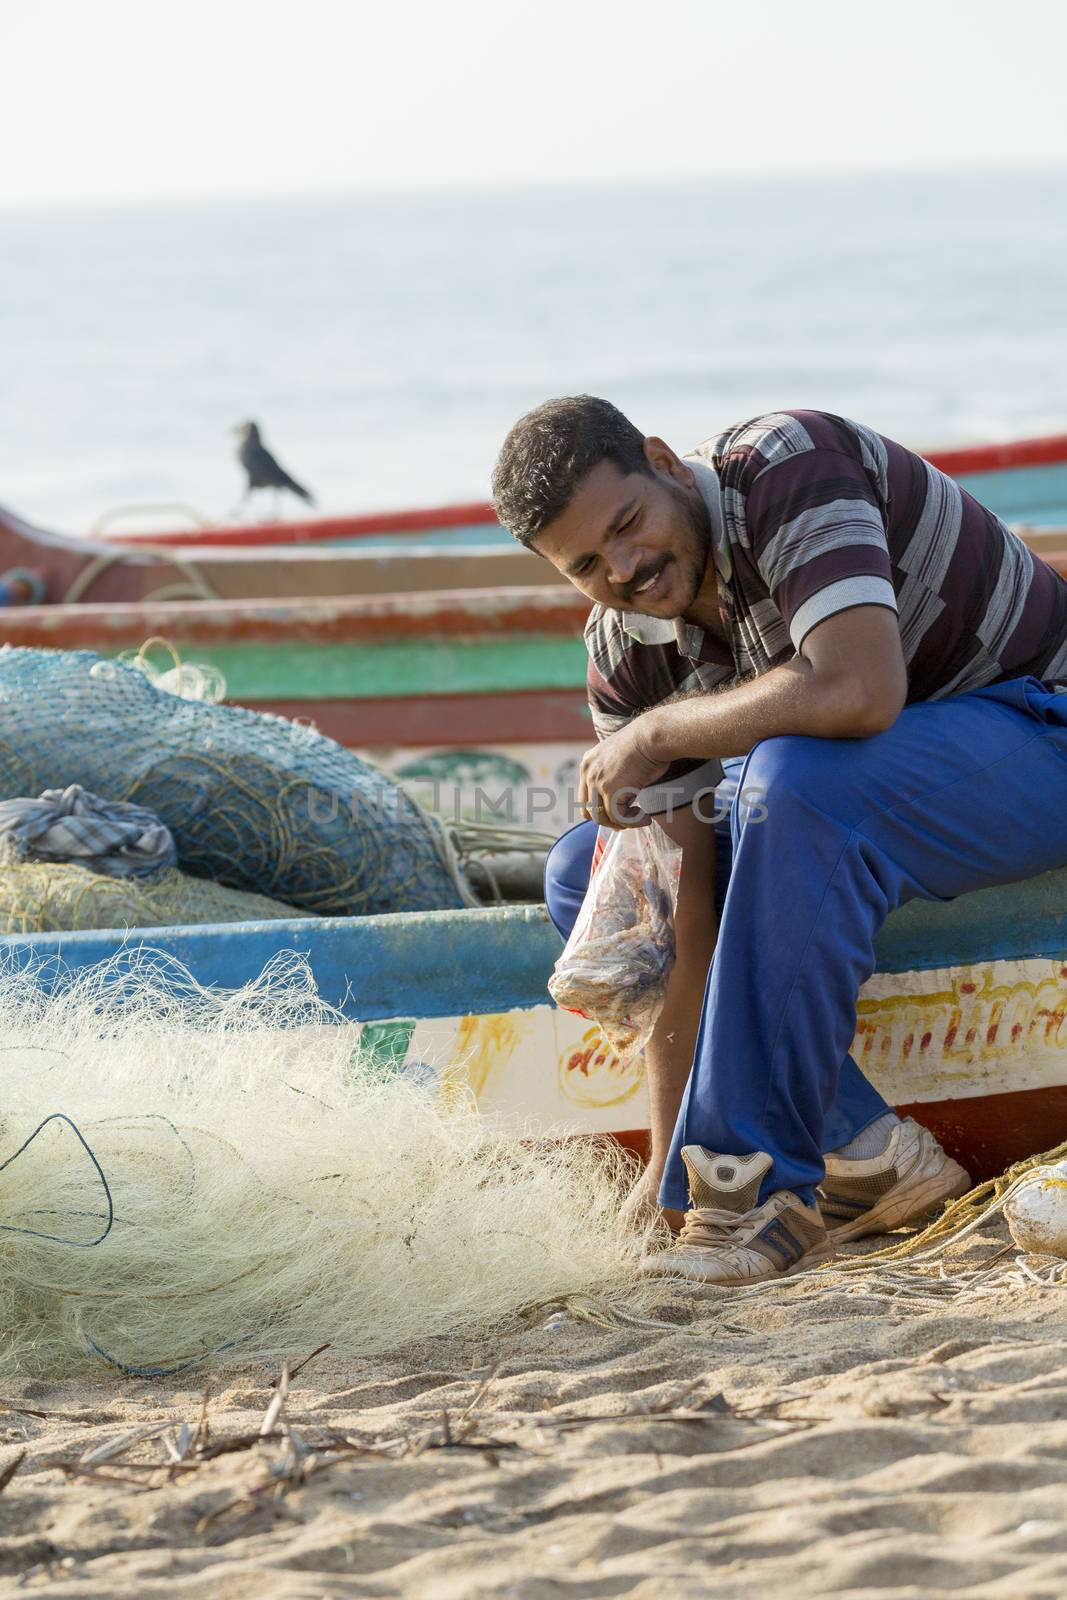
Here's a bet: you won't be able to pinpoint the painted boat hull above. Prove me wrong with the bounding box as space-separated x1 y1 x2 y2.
7 865 1067 1184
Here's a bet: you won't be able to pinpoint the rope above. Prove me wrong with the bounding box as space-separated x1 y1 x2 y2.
449 821 559 858
121 637 227 704
420 817 557 909
82 1330 255 1379
416 806 482 910
381 761 556 910
62 551 218 605
0 1113 114 1248
447 820 558 906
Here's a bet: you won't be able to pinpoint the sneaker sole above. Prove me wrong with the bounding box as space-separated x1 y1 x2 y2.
639 1237 835 1286
825 1162 971 1244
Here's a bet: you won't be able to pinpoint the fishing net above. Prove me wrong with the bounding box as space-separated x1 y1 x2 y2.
0 647 469 915
0 859 300 934
0 946 641 1378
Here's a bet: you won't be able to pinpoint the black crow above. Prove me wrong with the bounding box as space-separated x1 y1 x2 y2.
234 420 315 509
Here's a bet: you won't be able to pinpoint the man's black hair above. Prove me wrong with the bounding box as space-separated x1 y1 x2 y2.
491 394 650 548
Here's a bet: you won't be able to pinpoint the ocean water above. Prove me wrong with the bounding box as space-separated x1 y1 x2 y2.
2 169 1066 533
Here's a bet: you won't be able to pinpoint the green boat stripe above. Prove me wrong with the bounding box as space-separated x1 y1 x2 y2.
101 636 588 701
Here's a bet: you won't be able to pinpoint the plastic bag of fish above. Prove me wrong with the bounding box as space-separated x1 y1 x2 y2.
548 822 681 1056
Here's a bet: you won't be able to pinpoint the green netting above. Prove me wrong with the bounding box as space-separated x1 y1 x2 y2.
0 648 467 916
0 860 301 934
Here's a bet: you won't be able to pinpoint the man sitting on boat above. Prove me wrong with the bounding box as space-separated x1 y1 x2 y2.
492 399 1067 1285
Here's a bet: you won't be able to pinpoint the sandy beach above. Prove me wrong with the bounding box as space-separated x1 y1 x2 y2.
5 1219 1067 1599
4 7 1067 1599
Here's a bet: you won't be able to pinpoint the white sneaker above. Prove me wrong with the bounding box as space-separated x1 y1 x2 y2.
640 1149 833 1285
818 1117 970 1243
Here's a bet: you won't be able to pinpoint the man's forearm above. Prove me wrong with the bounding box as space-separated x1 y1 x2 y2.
642 821 719 1185
643 949 709 1180
578 607 908 825
643 655 893 767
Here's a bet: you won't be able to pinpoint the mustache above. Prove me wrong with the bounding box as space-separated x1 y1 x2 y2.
615 555 669 604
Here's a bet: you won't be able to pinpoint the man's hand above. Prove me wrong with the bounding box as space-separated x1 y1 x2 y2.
577 716 669 828
619 1166 684 1237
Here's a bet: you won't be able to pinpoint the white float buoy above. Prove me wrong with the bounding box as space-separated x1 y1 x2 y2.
1004 1160 1067 1257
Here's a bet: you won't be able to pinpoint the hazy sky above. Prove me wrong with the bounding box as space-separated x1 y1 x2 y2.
2 0 1066 208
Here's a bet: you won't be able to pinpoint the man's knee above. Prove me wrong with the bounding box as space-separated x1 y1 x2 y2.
738 735 826 831
544 821 598 940
545 821 597 895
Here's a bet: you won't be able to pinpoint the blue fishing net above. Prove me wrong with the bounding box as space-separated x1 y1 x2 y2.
0 648 466 916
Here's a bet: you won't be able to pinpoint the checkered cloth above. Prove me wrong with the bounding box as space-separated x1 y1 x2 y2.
0 784 176 878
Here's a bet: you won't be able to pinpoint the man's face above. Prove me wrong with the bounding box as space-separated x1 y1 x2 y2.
532 440 711 617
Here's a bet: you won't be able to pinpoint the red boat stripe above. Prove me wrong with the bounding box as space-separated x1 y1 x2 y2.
248 689 593 746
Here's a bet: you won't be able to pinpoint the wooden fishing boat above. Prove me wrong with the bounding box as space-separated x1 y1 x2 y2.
93 431 1067 548
0 502 557 606
7 860 1067 1185
1 430 1066 606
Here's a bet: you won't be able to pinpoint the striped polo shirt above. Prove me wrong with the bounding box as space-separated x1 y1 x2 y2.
586 411 1067 789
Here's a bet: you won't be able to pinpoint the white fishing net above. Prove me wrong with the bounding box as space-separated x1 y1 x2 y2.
0 947 641 1378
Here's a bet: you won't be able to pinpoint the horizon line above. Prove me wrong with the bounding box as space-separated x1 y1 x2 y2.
3 159 1067 217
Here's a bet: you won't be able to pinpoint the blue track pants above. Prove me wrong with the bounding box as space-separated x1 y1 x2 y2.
544 677 1067 1209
